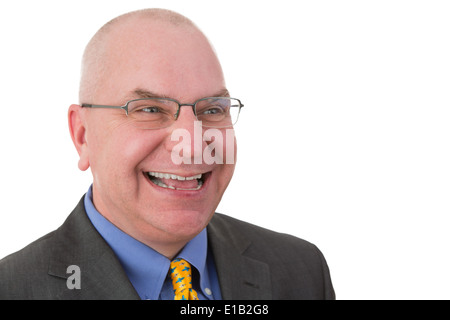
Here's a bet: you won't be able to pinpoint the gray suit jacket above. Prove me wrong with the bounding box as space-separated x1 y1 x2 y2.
0 196 335 300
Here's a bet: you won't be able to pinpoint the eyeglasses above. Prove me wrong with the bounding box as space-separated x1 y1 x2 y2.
81 97 244 130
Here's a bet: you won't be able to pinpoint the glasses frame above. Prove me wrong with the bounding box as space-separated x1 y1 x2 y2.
81 97 244 129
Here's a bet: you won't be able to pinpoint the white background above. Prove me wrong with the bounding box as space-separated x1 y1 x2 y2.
0 1 449 300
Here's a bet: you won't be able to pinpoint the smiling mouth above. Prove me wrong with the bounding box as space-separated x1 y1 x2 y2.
146 171 209 191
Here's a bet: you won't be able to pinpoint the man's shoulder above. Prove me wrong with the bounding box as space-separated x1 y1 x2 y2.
209 213 323 261
0 230 56 268
0 198 86 277
0 196 96 299
210 213 317 249
0 230 58 299
209 213 335 299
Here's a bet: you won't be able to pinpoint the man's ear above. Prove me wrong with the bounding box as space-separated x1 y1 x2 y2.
68 104 90 171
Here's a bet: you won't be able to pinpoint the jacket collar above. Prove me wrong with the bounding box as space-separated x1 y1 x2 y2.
207 214 272 300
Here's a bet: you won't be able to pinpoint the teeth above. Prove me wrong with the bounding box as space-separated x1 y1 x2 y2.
148 171 202 181
150 176 203 191
147 171 204 191
186 174 202 181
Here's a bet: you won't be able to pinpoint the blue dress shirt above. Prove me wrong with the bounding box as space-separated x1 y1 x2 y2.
84 186 222 300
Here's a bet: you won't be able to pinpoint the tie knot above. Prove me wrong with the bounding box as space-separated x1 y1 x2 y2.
169 258 198 300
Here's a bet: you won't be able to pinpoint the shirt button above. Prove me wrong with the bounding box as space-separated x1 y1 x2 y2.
204 288 212 296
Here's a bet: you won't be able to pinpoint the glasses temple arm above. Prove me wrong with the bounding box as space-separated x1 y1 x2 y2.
81 104 126 110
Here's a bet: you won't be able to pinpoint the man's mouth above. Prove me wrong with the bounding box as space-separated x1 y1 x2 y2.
146 171 209 191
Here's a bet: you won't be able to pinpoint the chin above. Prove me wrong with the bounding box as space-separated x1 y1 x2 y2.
147 207 215 240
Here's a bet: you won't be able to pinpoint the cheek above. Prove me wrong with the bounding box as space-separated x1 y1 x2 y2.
213 144 237 192
121 136 157 165
88 126 165 182
220 133 237 192
203 128 237 165
228 131 238 164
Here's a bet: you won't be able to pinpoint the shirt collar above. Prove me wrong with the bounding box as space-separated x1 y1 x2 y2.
83 185 211 300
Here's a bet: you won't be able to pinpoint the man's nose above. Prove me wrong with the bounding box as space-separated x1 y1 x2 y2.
164 106 208 163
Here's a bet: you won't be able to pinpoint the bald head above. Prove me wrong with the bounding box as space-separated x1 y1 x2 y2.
69 9 233 258
79 8 221 103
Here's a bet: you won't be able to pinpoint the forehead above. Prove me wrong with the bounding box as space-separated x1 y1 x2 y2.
106 17 196 50
96 18 225 103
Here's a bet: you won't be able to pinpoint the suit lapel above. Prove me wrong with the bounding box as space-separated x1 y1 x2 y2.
47 198 272 299
47 197 140 299
208 214 272 300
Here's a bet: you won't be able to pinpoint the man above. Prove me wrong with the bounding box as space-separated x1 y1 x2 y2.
0 9 335 300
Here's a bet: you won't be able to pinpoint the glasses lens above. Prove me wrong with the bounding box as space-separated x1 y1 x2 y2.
195 98 241 128
127 99 178 129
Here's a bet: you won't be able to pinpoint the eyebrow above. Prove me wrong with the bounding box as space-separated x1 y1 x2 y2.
130 88 231 101
132 89 170 99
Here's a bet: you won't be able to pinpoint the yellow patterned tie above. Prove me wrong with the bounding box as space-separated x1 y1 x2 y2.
170 258 199 300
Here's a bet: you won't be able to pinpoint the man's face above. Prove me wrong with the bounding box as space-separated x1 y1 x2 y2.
75 20 236 248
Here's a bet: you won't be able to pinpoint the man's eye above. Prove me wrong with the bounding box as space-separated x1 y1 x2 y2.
140 106 161 113
201 107 225 115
